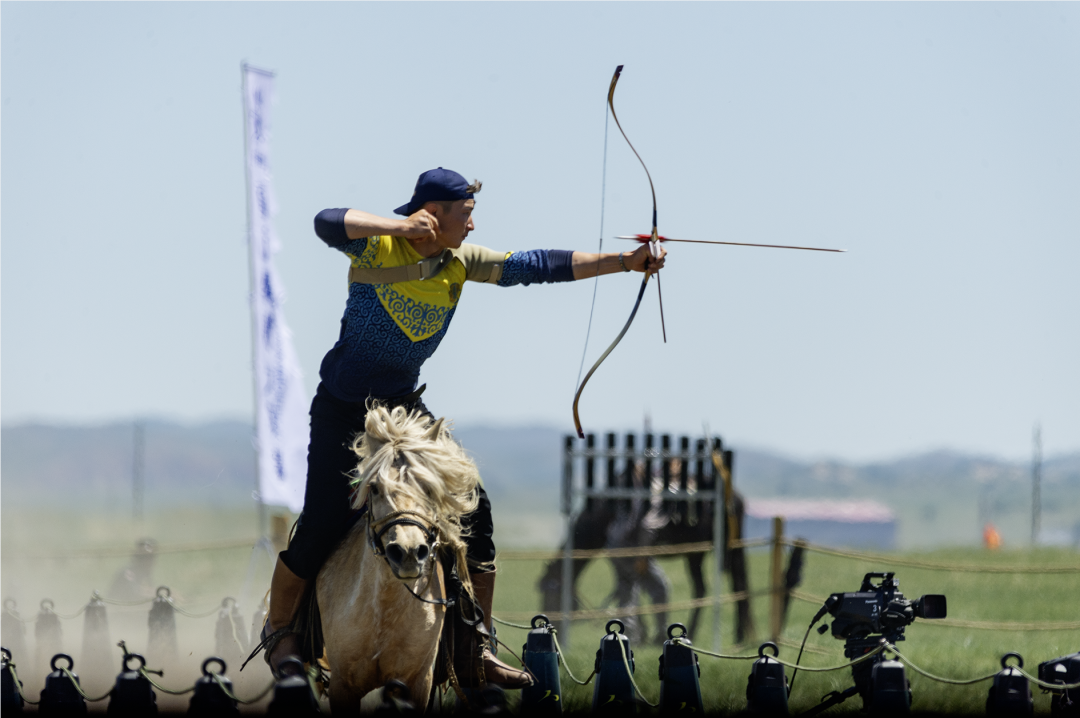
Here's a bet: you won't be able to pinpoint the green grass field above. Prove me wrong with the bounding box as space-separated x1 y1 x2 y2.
487 546 1079 715
2 508 1077 714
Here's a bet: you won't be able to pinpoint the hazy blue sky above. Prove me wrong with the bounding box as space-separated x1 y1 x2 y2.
2 2 1077 461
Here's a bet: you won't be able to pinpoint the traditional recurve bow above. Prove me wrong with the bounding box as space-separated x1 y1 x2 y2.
571 67 845 439
572 65 665 439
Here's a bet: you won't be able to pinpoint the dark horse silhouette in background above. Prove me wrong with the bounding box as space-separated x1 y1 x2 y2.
538 455 753 644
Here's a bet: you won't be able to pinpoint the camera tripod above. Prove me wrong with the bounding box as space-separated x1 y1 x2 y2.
801 633 911 716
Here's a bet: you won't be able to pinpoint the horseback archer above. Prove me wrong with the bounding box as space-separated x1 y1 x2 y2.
261 167 666 689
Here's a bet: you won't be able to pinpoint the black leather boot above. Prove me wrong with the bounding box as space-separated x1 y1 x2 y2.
262 554 309 677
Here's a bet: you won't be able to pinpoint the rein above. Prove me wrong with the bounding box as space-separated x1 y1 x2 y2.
363 504 456 608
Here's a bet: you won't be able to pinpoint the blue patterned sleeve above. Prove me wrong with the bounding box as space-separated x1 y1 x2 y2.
338 238 370 257
497 250 576 287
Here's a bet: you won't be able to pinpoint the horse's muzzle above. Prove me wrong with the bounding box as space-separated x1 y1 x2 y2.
385 541 431 580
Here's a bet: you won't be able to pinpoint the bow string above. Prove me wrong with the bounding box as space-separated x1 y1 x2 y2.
572 65 667 439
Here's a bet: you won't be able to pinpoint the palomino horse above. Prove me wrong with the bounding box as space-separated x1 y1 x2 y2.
315 405 481 712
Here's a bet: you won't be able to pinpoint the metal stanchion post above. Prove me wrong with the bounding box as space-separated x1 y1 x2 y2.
81 593 112 689
147 587 178 667
35 600 63 674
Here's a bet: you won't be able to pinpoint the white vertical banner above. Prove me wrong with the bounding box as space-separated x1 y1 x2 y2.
243 65 307 514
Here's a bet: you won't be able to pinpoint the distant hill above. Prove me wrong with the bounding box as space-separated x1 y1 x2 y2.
3 421 1077 548
1 420 256 509
0 420 566 511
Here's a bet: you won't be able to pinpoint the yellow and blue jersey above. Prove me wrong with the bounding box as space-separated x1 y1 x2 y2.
314 209 574 402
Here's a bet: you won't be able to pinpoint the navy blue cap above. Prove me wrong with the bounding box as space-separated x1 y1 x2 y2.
394 167 474 216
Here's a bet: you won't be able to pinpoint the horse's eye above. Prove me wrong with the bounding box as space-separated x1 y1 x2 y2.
369 484 379 496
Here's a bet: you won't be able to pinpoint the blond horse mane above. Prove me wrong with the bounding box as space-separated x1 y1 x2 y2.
349 404 481 593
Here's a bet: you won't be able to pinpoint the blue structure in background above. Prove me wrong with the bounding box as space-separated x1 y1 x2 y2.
743 499 896 550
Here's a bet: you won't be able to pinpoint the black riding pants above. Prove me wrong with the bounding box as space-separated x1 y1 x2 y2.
282 382 496 580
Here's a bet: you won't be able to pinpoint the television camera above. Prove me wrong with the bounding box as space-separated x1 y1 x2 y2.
801 572 946 715
823 572 947 641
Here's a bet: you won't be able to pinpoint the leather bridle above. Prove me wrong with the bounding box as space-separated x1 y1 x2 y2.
366 508 440 558
364 502 456 608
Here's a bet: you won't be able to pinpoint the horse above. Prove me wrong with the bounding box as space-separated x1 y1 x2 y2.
315 405 481 713
601 464 672 644
539 455 752 643
538 462 673 643
646 479 750 642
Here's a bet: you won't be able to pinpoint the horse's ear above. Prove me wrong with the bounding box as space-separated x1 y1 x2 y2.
423 418 446 442
358 432 389 461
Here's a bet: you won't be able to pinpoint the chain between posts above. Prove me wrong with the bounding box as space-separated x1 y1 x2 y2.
669 639 759 661
674 637 887 673
171 602 224 619
51 605 89 620
673 637 1080 692
210 672 276 704
551 628 595 686
616 631 658 707
61 667 113 702
884 643 1080 691
5 662 40 705
488 617 600 686
134 666 275 702
487 618 597 686
137 667 196 696
1018 669 1080 691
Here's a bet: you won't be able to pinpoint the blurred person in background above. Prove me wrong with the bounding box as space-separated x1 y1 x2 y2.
107 538 158 601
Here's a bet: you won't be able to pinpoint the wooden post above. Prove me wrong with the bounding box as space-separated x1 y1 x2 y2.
769 516 785 643
269 513 290 554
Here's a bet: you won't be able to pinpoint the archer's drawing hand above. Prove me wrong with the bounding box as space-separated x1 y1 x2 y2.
400 209 439 241
626 243 667 275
